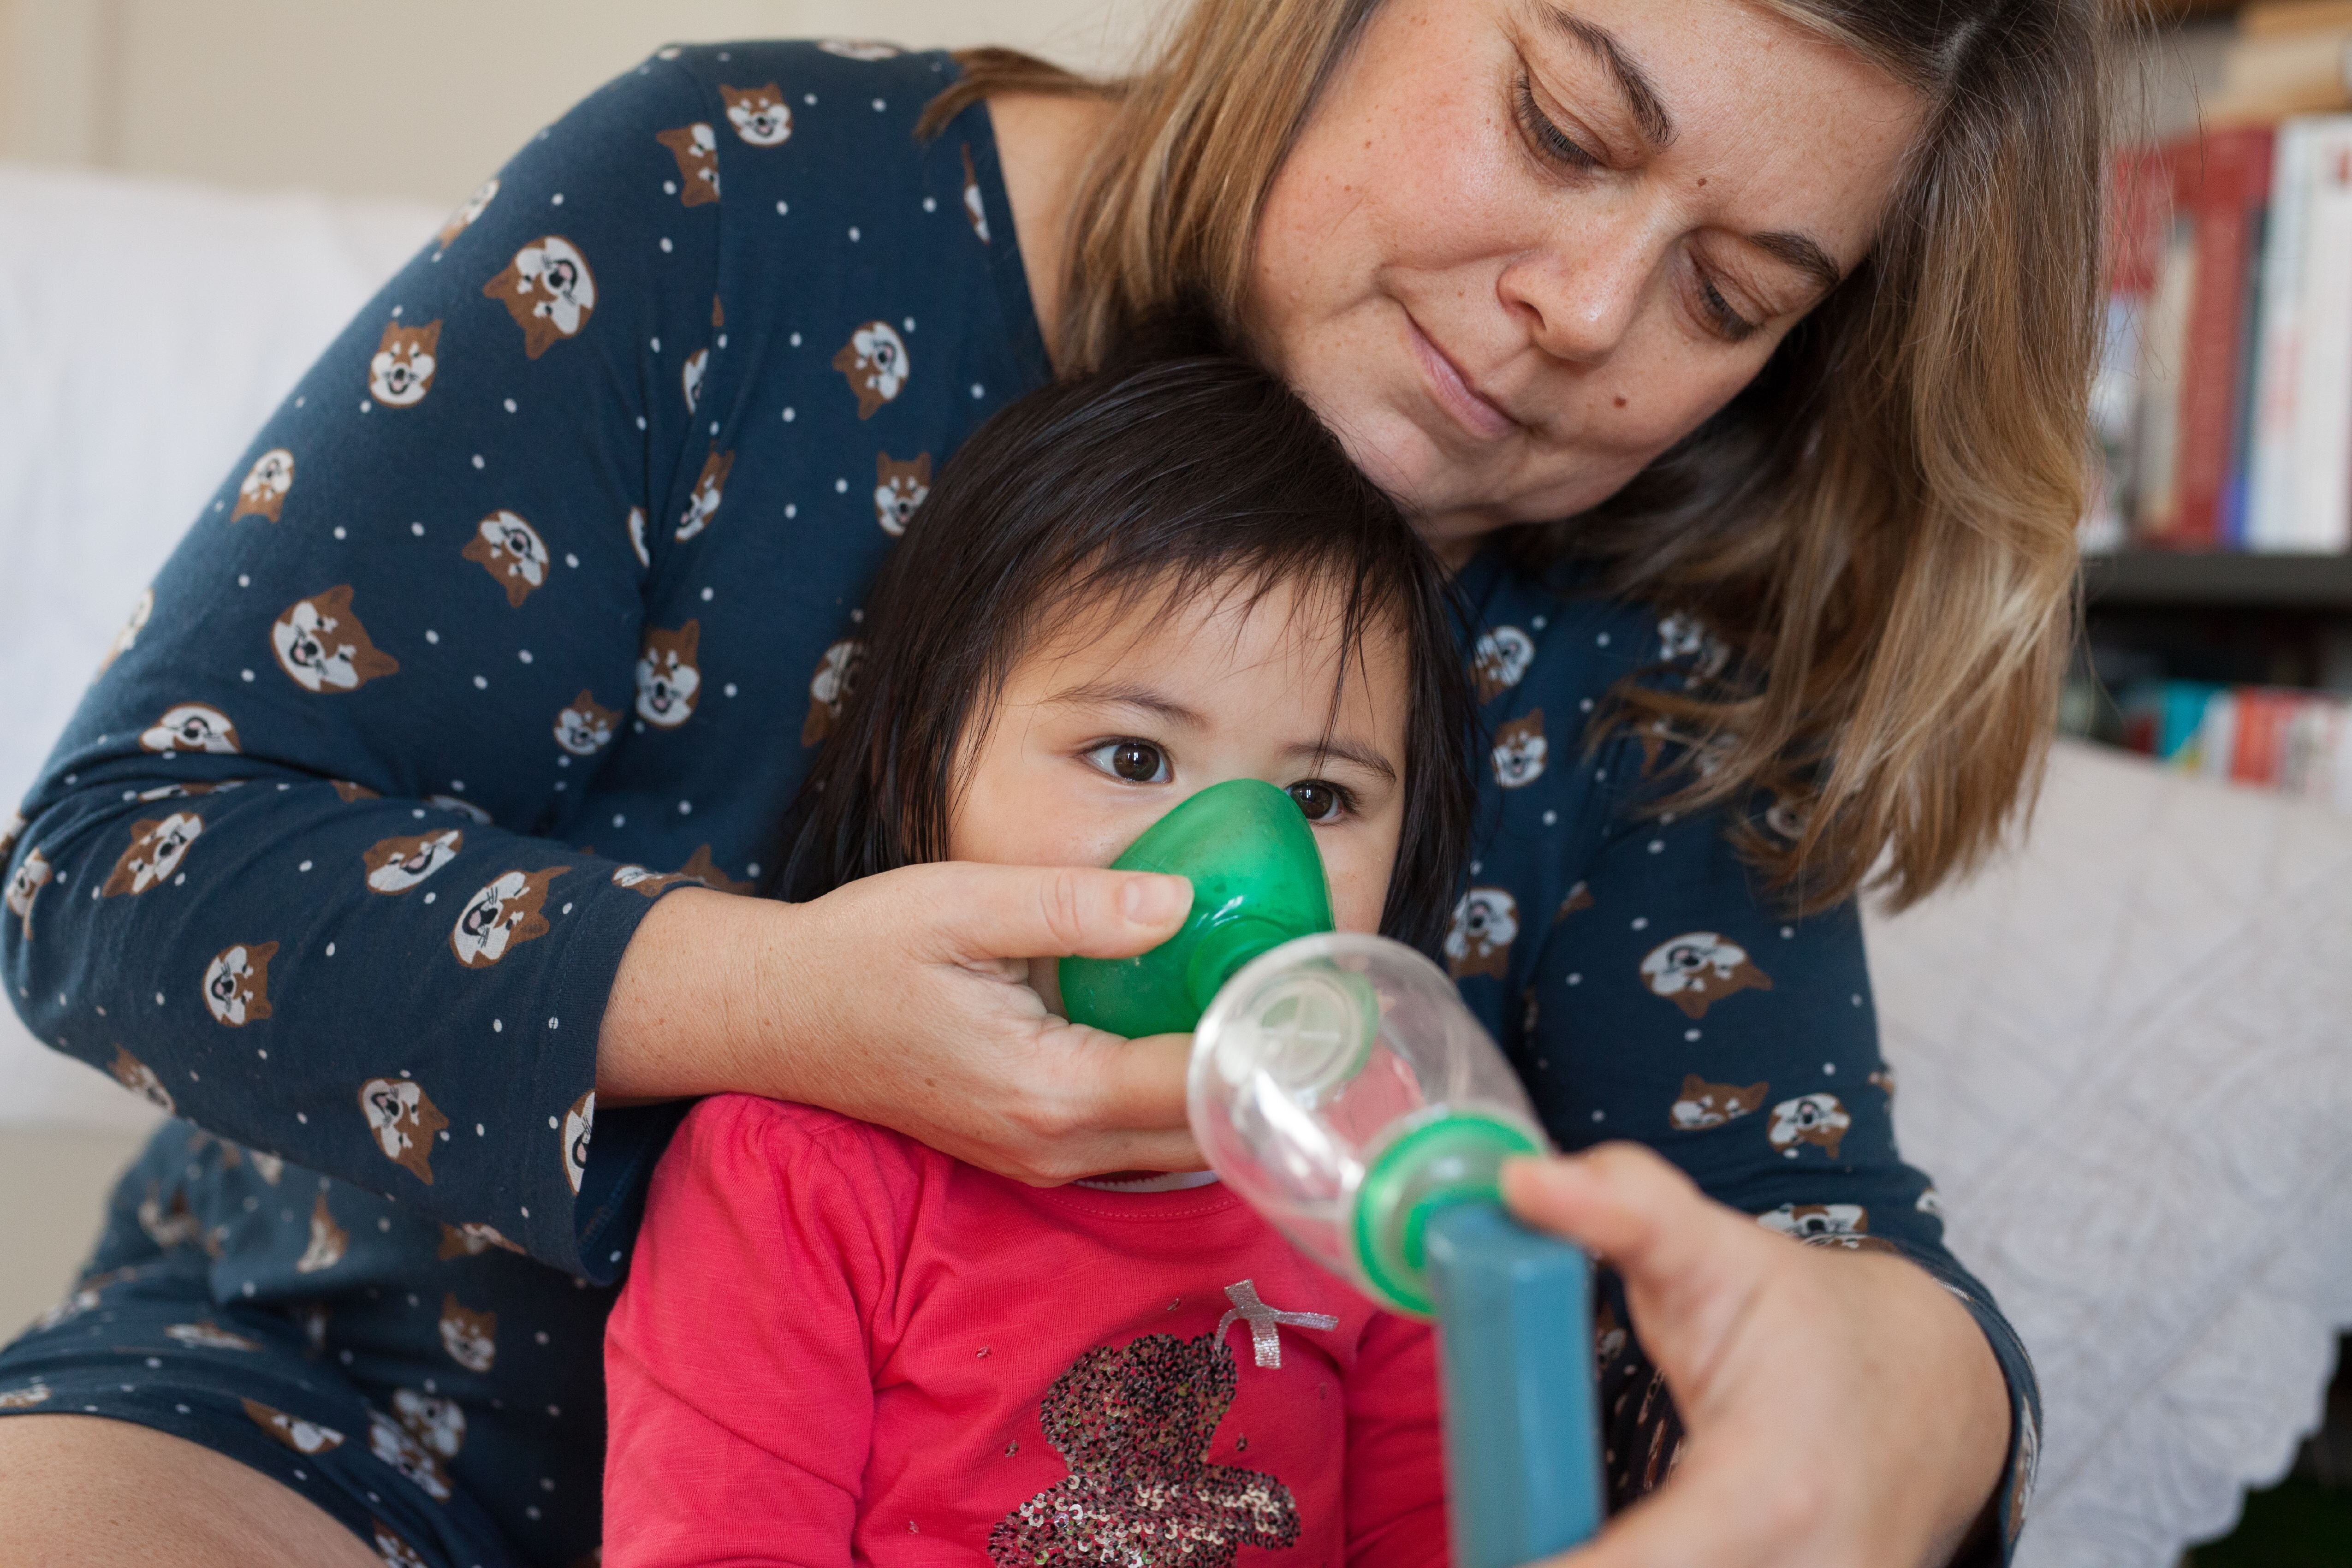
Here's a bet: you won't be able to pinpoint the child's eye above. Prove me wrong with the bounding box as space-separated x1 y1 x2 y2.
1287 779 1353 823
1087 739 1170 784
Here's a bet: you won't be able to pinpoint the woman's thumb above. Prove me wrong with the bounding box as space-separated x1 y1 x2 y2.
927 862 1192 960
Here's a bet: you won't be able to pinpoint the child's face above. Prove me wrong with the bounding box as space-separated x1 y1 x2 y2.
951 573 1411 1016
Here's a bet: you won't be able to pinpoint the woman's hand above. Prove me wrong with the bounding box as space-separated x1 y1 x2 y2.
596 867 1199 1182
1503 1146 2011 1568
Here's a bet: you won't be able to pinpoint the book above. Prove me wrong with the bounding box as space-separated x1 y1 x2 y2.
2135 128 2275 551
2244 123 2316 549
2286 120 2352 550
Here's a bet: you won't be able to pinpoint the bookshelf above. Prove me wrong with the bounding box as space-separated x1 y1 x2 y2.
2083 550 2352 609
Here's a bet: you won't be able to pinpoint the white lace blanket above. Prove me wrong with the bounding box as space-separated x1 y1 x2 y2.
1868 738 2352 1566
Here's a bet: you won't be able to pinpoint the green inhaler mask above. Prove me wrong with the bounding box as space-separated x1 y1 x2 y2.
1058 778 1336 1039
1058 778 1604 1568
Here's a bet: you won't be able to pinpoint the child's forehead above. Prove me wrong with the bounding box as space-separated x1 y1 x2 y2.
1022 566 1398 671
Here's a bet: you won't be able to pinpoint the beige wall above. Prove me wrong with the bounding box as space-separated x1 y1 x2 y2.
0 0 1165 205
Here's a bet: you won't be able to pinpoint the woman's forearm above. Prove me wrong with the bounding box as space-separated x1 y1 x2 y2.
594 862 1199 1182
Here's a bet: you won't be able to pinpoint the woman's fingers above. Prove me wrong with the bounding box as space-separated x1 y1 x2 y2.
916 862 1192 962
1501 1146 1768 1397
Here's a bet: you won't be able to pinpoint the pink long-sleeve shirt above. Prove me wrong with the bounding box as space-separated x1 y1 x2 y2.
603 1093 1450 1568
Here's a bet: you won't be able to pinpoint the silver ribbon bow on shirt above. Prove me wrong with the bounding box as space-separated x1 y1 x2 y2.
1216 1279 1339 1370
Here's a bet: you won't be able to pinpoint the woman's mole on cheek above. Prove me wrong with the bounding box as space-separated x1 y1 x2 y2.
1613 396 1628 409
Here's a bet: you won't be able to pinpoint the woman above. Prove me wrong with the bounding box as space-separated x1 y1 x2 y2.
0 0 2094 1564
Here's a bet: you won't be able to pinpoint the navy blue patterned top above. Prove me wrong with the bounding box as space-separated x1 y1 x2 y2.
0 40 2035 1560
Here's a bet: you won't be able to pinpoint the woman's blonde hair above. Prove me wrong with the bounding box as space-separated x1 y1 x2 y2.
923 0 2103 913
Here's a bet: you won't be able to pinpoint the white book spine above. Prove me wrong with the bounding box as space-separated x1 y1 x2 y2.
2244 123 2313 551
2288 119 2352 552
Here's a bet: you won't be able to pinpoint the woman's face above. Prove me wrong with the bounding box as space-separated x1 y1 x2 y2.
1247 0 1923 555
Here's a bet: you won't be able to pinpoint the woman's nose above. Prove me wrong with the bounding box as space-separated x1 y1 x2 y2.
1496 210 1663 366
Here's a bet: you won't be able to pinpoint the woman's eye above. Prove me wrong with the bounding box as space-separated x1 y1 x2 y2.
1088 740 1170 784
1514 75 1602 173
1696 275 1760 343
1287 780 1352 823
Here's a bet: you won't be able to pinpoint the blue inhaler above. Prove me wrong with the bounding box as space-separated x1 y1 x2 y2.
1188 934 1604 1568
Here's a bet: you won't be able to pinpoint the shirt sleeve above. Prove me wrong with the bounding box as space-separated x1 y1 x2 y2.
603 1094 884 1568
1516 724 2039 1562
1342 1310 1449 1568
0 52 736 1277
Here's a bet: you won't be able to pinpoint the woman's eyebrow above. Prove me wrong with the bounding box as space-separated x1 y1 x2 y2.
1284 738 1399 785
1538 5 1676 148
1749 229 1845 294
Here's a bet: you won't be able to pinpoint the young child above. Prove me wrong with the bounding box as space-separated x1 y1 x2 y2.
602 353 1476 1568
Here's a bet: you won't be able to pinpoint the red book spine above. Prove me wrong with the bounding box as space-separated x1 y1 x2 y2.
2156 127 2275 549
2229 689 2290 785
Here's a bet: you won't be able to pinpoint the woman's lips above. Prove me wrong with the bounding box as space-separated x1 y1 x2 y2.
1406 315 1519 442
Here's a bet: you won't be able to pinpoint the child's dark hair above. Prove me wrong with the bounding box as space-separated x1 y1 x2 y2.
783 352 1475 954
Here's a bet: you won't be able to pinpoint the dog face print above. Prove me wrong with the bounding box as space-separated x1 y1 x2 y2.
675 448 735 541
436 1221 523 1259
1757 1202 1868 1243
0 811 21 867
1639 932 1773 1020
459 511 550 609
202 940 278 1026
374 1523 431 1568
232 448 295 521
363 829 463 895
681 346 708 413
960 143 992 243
163 1319 258 1351
720 82 791 145
360 1076 449 1184
1669 1074 1767 1130
244 1397 344 1455
0 1383 52 1409
368 321 440 407
295 1190 348 1274
438 1295 497 1373
1491 709 1549 790
332 778 380 804
820 39 901 59
109 1046 175 1114
427 794 491 826
678 845 755 897
553 690 618 756
873 451 931 537
95 588 153 678
636 621 702 728
1764 794 1807 843
484 236 597 359
1472 626 1535 702
393 1389 467 1461
139 1183 202 1250
140 702 239 755
435 176 498 251
802 638 862 745
1443 887 1519 980
832 321 909 419
1767 1093 1850 1160
102 811 203 897
656 123 721 206
611 864 691 898
369 1408 453 1500
561 1091 594 1195
6 846 51 939
627 505 651 569
273 586 400 693
1555 880 1595 922
1869 1066 1897 1100
1656 611 1731 680
449 867 566 968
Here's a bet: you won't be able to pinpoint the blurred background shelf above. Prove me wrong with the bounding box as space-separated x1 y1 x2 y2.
2084 550 2352 609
